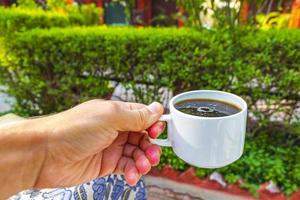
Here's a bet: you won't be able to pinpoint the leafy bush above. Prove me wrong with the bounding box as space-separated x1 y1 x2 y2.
0 7 68 35
0 27 299 195
1 27 299 120
0 6 99 36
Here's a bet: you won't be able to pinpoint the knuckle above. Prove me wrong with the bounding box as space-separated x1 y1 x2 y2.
133 147 143 160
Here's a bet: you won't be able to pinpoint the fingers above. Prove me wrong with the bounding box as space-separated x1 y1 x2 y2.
116 102 164 132
125 133 162 167
115 157 141 186
127 131 146 146
115 134 162 186
123 144 151 175
98 133 128 177
147 121 166 138
145 145 161 166
139 136 161 165
126 121 165 146
128 132 162 166
124 159 140 186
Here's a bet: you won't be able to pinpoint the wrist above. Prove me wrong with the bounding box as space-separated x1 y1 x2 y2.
0 117 49 198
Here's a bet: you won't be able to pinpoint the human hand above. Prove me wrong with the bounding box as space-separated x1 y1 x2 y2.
35 100 165 188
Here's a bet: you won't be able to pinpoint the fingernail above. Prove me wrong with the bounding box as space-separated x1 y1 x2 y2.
147 102 161 114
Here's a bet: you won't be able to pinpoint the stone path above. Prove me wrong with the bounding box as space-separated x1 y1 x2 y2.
0 92 12 113
144 176 251 200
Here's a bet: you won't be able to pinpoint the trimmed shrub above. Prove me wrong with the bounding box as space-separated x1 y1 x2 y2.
1 27 299 120
0 6 99 36
0 7 68 35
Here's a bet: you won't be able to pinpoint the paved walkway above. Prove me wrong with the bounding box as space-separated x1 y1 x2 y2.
144 176 251 200
0 92 12 112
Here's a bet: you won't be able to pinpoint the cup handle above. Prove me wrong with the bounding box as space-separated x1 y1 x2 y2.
149 114 172 147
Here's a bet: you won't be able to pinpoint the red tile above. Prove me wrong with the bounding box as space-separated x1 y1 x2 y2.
178 167 197 182
227 183 254 198
192 178 205 186
160 165 179 180
197 178 224 190
258 182 287 200
291 189 300 200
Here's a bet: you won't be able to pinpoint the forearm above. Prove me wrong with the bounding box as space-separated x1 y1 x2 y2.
0 118 47 199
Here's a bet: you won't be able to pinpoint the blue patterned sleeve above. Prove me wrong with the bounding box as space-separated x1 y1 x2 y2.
9 174 147 200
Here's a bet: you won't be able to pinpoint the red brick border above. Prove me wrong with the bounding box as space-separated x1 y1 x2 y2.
291 190 300 200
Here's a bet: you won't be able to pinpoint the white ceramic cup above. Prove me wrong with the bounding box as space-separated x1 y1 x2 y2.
151 90 247 168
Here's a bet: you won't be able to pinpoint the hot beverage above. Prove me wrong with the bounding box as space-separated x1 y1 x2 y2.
174 98 241 117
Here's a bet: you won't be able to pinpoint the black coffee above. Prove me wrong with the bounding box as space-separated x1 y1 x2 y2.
174 98 241 117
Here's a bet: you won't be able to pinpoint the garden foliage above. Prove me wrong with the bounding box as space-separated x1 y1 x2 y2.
0 6 99 36
0 11 300 195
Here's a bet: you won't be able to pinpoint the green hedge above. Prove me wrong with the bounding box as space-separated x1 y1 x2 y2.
0 6 99 36
0 27 300 195
1 27 299 120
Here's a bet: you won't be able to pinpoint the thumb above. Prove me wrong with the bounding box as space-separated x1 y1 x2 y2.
117 102 164 132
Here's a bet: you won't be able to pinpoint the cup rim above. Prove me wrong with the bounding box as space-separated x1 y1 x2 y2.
170 90 247 120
